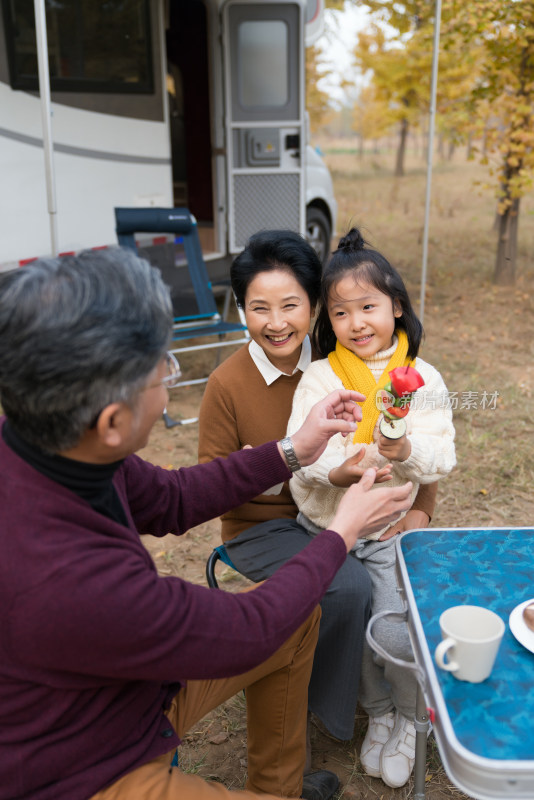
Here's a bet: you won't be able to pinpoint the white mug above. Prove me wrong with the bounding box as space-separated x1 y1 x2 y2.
435 605 505 683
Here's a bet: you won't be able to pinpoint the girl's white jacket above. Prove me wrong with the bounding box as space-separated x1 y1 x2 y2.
287 357 456 539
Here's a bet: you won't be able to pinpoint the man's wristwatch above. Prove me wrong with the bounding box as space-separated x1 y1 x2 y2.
279 436 301 472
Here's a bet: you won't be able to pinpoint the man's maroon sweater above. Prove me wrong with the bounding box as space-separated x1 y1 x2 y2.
0 418 346 800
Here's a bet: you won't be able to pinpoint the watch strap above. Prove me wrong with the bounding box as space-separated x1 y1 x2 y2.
279 436 301 473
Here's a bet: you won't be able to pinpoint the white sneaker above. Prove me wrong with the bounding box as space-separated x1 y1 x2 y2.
380 711 416 788
359 711 395 777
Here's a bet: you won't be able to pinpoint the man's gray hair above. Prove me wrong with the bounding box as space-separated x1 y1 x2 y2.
0 247 173 452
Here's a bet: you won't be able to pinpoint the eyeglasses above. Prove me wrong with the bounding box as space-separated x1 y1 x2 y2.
88 352 182 428
160 351 182 389
141 352 182 392
145 351 182 390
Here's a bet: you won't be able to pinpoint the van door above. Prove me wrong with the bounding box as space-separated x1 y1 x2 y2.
222 0 306 252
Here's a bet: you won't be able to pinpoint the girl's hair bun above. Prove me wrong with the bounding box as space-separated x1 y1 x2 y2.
336 228 366 253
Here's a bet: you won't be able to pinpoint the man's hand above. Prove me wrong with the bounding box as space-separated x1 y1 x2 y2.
283 389 365 468
379 508 430 541
377 433 411 462
329 470 413 552
329 448 393 487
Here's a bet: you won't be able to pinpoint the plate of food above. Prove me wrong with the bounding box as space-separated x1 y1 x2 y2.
509 598 534 654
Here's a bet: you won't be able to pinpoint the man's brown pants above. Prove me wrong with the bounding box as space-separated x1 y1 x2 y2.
91 607 320 800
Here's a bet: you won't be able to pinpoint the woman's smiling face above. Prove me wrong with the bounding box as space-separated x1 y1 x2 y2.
244 268 313 373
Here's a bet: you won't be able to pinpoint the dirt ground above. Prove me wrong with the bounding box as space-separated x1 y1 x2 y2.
138 146 534 798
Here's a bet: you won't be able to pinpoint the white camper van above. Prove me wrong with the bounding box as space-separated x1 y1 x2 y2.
0 0 336 276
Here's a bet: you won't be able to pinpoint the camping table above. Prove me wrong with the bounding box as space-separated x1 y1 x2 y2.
372 527 534 800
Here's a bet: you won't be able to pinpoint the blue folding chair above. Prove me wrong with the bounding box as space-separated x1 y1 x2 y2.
114 207 249 391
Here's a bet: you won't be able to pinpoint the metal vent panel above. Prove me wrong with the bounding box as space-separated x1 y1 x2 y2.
232 173 301 249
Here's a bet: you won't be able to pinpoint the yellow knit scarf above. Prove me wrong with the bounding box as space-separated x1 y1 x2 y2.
328 330 415 444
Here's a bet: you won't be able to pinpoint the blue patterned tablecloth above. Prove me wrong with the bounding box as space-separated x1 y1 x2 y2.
400 528 534 761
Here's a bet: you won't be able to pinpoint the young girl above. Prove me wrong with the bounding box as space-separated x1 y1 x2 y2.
287 228 456 789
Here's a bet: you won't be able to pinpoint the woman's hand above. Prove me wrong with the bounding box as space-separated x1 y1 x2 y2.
286 389 365 468
377 432 411 462
329 448 393 487
378 508 430 541
329 470 413 552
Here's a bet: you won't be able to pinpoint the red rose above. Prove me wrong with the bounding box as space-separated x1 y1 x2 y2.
389 366 425 398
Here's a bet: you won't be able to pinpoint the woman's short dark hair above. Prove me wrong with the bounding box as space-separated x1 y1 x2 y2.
312 228 423 359
231 229 322 309
0 248 173 453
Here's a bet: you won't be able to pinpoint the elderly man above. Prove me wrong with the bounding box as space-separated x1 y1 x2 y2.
0 249 411 800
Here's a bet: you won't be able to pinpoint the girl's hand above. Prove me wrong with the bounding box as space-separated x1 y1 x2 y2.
329 448 393 487
377 433 411 462
379 509 430 541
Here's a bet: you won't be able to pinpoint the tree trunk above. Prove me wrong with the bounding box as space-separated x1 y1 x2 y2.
395 118 409 177
494 197 520 286
466 132 473 160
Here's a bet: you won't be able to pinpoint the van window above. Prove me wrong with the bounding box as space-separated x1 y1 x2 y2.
2 0 153 93
238 20 288 107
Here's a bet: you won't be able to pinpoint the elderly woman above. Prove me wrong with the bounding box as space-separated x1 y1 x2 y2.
198 230 436 743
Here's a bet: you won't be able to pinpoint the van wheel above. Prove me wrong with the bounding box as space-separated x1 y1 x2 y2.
306 207 331 266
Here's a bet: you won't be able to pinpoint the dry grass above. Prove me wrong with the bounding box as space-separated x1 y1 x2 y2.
140 139 534 797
